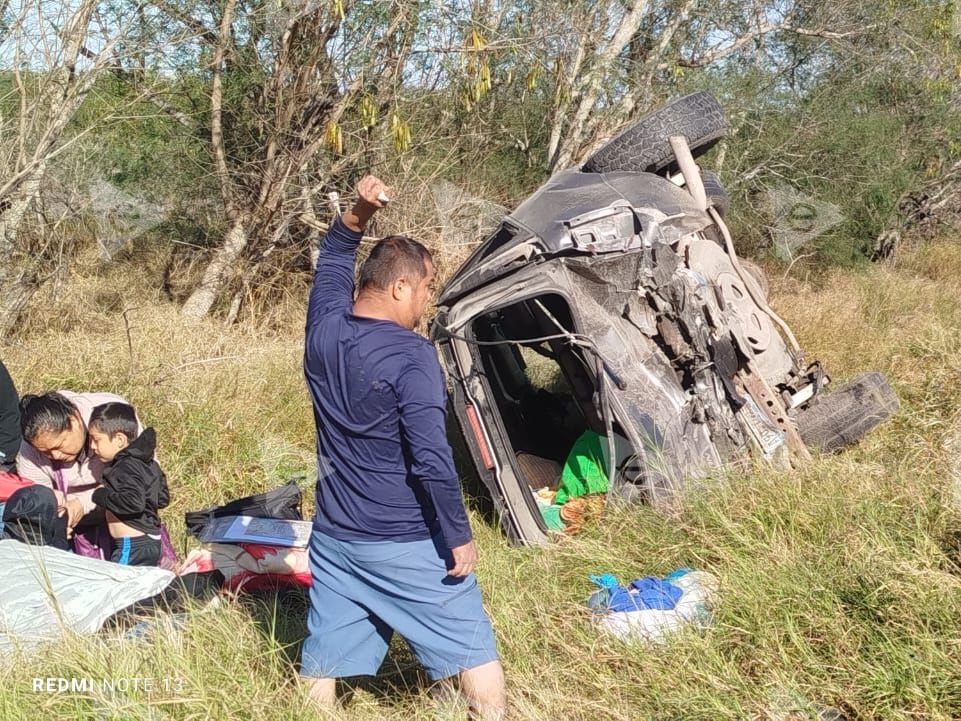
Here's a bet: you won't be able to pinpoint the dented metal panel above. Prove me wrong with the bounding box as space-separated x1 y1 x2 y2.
430 112 897 547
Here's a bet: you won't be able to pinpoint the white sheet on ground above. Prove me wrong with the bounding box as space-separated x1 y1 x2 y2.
0 539 175 653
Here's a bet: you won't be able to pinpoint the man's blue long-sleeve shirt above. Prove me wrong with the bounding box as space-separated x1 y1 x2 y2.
304 216 472 548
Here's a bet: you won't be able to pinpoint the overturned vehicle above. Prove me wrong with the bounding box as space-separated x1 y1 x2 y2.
429 91 899 545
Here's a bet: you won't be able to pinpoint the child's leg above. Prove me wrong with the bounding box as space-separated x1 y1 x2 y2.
110 535 162 566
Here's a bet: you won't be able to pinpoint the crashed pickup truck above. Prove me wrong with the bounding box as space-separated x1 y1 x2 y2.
429 91 899 546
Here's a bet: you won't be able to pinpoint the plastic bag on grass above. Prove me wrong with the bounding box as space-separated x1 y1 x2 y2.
587 568 718 644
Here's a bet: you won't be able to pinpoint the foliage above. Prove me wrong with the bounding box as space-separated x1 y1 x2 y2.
716 0 961 265
1 0 959 324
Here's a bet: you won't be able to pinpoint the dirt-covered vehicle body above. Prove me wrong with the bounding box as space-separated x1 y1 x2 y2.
430 92 898 545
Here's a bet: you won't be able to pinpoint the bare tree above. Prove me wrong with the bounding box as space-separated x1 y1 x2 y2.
0 0 135 335
144 0 419 319
542 0 871 171
450 0 869 173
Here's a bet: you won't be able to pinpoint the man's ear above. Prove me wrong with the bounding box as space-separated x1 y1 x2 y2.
390 277 410 302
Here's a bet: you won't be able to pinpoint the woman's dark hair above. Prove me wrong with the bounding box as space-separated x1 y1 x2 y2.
88 402 139 442
19 392 78 443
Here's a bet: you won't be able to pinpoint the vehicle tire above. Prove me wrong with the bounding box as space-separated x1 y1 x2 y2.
702 170 729 218
794 371 899 453
699 169 733 247
582 91 728 175
737 258 769 298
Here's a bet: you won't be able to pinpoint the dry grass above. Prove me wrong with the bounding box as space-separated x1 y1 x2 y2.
2 236 961 719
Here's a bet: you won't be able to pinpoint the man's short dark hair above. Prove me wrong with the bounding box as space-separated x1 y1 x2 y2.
358 235 432 291
89 402 139 442
20 392 78 443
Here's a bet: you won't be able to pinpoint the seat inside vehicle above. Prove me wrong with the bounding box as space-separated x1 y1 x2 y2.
470 293 605 490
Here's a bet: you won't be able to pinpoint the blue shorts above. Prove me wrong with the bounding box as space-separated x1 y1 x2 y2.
299 530 498 681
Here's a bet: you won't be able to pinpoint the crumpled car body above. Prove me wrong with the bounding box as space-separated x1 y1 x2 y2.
430 97 897 546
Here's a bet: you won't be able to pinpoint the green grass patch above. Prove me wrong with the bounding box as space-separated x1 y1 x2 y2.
3 238 961 718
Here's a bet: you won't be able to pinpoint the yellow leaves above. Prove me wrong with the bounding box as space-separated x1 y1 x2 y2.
324 120 342 154
359 95 377 129
526 65 541 92
332 0 344 21
338 98 411 154
390 112 411 152
476 63 492 98
552 57 569 106
462 26 492 110
469 27 486 52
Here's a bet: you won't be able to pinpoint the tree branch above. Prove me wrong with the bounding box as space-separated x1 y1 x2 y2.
676 22 779 67
210 0 239 220
80 45 195 128
790 25 870 40
148 0 217 45
550 0 652 170
675 21 873 68
546 5 593 165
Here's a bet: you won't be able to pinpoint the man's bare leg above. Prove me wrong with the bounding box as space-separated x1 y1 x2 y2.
459 660 507 720
305 677 337 713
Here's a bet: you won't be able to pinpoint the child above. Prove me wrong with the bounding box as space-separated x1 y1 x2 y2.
88 402 170 566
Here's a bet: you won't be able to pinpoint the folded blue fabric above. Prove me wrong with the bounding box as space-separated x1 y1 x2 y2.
605 585 641 612
629 576 682 610
588 572 683 612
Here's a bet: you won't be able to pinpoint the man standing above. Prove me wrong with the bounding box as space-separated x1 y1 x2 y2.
300 175 506 719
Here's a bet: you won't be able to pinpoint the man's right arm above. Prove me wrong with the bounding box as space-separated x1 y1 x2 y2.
306 216 364 324
306 175 390 328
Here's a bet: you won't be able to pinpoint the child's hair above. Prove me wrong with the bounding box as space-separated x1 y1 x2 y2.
88 402 139 442
20 392 78 442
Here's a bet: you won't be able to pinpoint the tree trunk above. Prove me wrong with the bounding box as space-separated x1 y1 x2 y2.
0 264 40 337
0 165 45 247
181 215 249 319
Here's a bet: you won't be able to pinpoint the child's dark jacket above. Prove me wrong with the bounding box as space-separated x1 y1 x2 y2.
91 428 169 534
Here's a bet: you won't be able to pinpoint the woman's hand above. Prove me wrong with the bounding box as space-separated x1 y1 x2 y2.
62 497 85 537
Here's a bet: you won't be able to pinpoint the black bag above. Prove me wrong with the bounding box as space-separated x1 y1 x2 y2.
184 479 303 539
2 485 70 551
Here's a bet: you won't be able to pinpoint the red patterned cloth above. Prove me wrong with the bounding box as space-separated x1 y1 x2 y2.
0 471 33 502
178 542 310 591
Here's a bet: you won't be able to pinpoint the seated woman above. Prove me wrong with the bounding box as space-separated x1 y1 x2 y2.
15 390 137 559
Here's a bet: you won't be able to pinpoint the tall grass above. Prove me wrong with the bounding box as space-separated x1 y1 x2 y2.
2 238 961 719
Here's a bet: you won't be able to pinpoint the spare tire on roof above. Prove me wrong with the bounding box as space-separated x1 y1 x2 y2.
582 91 728 175
701 170 729 218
